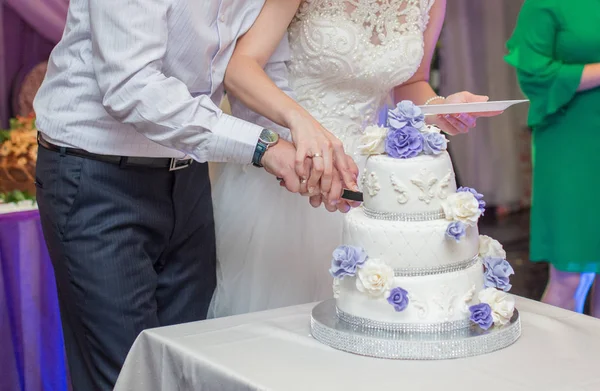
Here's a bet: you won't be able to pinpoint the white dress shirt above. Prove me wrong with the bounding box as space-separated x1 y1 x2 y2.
33 0 292 164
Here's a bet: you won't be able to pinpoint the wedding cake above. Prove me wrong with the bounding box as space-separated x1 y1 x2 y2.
311 101 520 359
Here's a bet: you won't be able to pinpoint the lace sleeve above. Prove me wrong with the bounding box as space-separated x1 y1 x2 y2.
420 0 436 32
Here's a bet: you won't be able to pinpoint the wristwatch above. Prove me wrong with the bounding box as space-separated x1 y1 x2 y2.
252 128 280 167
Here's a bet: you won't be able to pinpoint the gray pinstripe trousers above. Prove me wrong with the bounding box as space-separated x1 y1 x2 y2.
35 145 216 390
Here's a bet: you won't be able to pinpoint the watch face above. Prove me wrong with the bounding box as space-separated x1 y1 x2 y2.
260 129 279 145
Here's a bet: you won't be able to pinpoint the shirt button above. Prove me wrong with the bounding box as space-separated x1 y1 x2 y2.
219 14 225 23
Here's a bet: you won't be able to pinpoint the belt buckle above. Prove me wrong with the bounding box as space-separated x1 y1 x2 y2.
169 158 193 171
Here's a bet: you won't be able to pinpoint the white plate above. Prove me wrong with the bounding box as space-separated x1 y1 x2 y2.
418 100 529 115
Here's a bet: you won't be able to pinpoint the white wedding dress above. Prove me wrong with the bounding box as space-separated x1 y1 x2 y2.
208 0 435 318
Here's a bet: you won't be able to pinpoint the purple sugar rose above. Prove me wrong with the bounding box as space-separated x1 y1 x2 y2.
445 221 467 242
329 245 368 279
385 126 424 159
387 287 410 312
377 104 389 127
458 186 486 215
422 132 448 155
469 303 494 330
388 100 425 130
483 256 515 292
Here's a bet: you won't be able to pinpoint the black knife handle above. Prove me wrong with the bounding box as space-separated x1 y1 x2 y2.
341 189 363 202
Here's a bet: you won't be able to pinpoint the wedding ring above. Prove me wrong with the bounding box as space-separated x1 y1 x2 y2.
301 179 307 184
312 153 322 158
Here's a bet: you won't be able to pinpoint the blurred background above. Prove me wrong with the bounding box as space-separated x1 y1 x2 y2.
0 0 555 390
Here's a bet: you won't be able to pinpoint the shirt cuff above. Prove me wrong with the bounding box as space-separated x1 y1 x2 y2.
198 113 262 164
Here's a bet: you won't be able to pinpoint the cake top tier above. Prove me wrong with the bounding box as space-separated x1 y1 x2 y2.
357 100 458 215
361 152 456 215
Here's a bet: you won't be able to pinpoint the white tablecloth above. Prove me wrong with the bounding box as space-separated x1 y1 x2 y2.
115 296 600 391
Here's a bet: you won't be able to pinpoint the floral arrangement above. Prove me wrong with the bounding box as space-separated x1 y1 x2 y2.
330 245 409 312
0 113 38 201
0 113 37 158
358 100 448 159
468 235 515 330
0 190 35 204
468 288 515 330
442 186 486 242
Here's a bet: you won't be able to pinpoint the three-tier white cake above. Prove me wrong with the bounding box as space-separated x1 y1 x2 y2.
311 101 521 359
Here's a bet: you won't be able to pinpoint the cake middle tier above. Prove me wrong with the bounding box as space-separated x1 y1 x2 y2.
343 207 479 271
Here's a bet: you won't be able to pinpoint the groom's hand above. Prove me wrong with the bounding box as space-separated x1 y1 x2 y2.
261 139 305 193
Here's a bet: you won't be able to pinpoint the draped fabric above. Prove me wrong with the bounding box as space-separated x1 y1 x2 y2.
439 0 530 208
0 210 68 391
0 0 68 127
0 3 69 389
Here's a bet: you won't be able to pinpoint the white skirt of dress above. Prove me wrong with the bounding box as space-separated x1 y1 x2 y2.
207 163 343 318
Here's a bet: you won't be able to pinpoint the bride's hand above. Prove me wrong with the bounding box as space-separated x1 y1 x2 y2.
429 91 503 135
307 165 357 213
286 110 359 195
280 159 358 213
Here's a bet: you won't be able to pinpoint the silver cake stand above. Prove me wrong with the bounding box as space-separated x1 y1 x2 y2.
310 299 521 360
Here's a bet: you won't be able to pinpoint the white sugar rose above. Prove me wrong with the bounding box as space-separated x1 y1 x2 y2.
478 288 515 326
356 259 394 297
332 278 341 299
442 192 482 226
421 124 443 134
358 125 387 155
479 235 507 259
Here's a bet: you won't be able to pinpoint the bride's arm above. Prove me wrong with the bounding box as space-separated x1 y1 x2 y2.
393 0 495 135
227 38 295 142
224 0 359 202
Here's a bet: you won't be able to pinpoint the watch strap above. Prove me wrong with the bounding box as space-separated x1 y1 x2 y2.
252 139 267 167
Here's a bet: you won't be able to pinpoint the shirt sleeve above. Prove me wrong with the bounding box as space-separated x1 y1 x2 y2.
88 0 262 164
227 36 295 142
504 0 584 127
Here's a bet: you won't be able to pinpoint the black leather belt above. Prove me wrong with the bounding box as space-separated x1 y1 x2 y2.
37 133 193 171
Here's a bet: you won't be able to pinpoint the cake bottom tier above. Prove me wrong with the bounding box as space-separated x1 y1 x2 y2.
336 260 484 326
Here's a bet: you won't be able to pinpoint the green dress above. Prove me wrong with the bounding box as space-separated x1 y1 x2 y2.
505 0 600 273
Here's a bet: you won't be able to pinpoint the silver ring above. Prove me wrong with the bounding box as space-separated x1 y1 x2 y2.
301 179 307 184
312 153 322 158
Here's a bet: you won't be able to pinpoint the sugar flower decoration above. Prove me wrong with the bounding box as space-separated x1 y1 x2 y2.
387 287 410 312
483 257 515 292
329 245 368 279
469 303 494 330
478 288 515 326
441 191 482 226
356 259 394 297
479 235 507 259
358 125 388 155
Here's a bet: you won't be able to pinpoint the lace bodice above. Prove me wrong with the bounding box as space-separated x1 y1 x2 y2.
288 0 435 153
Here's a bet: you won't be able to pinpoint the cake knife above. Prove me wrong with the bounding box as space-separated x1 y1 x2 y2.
276 177 363 202
341 188 363 202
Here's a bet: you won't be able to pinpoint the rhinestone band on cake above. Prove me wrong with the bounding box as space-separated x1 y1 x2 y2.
336 306 472 333
393 255 479 277
363 207 445 222
311 300 522 360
